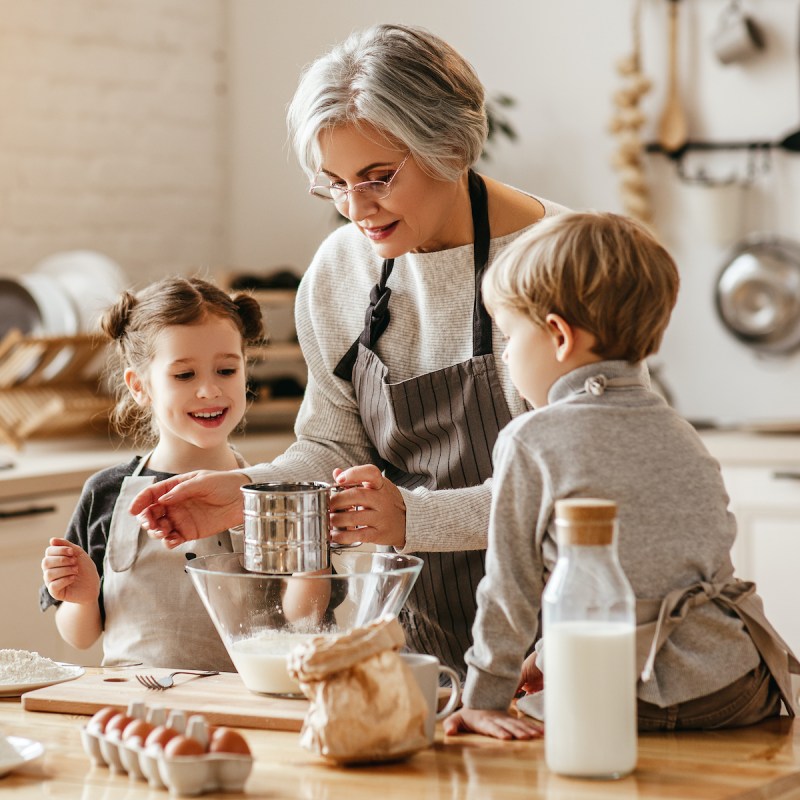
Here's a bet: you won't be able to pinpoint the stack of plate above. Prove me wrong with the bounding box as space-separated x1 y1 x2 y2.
0 251 128 380
32 251 128 334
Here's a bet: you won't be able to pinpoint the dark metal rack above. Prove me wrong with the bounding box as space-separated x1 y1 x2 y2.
646 137 798 159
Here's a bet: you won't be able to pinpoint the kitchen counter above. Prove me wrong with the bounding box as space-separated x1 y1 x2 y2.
2 689 800 799
0 428 795 501
0 432 296 501
699 429 800 468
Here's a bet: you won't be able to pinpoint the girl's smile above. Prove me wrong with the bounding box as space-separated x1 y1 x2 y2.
189 407 230 427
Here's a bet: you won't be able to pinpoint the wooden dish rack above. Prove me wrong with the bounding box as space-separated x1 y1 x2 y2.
0 330 112 450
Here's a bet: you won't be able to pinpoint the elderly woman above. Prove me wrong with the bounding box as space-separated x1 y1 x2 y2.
132 23 568 678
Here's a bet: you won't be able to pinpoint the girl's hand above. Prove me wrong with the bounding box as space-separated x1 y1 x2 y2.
41 538 100 605
443 707 543 740
330 465 406 550
129 470 250 549
517 652 544 695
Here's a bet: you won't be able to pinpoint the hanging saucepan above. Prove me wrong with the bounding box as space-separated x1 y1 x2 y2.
715 235 800 355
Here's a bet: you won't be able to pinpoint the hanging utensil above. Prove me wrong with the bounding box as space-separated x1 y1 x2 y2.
658 0 689 154
778 4 800 152
715 236 800 355
609 0 653 223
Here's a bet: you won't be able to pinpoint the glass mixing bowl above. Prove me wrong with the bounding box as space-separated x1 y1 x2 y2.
186 550 423 697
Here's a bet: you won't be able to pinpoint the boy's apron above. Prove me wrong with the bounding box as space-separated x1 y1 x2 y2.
334 170 512 677
637 563 800 714
102 452 245 670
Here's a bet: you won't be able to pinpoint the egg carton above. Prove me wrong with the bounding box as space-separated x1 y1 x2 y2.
80 701 253 797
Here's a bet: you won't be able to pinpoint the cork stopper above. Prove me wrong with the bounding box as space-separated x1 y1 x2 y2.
555 498 617 546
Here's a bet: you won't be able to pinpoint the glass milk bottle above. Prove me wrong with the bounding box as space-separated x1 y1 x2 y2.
542 498 637 779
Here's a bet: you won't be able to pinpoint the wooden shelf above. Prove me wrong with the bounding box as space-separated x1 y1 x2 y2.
223 276 305 432
248 288 298 306
245 397 302 430
247 343 302 362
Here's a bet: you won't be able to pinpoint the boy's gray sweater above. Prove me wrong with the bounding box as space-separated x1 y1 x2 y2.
464 360 761 710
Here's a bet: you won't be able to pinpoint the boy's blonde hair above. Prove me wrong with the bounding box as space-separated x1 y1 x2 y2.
483 211 680 363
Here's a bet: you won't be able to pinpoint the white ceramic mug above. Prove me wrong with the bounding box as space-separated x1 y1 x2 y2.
401 653 461 743
711 2 765 65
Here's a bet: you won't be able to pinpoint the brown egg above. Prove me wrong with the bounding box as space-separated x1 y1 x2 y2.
164 735 205 758
87 706 120 734
122 718 154 743
144 725 180 749
105 713 134 738
208 727 251 755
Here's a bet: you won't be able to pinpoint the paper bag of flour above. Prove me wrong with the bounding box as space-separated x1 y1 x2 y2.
286 615 429 764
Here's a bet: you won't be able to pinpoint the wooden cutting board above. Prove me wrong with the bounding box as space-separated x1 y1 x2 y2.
21 669 308 732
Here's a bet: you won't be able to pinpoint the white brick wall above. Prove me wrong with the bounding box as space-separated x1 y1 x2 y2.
0 0 227 285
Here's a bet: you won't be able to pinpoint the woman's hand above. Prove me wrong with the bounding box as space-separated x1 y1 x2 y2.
443 707 543 740
41 538 100 605
129 470 250 549
330 465 406 549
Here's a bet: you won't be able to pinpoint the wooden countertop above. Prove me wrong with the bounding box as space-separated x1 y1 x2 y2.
2 691 800 799
0 432 296 501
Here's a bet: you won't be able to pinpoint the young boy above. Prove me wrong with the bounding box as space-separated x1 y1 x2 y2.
445 211 799 740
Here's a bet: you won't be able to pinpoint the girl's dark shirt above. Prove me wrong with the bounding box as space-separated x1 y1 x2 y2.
38 456 173 620
38 456 348 624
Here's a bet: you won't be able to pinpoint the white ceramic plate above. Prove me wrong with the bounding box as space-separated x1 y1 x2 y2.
0 665 84 698
0 736 45 777
33 250 128 333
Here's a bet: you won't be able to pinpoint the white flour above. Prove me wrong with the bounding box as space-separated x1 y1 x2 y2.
0 649 73 685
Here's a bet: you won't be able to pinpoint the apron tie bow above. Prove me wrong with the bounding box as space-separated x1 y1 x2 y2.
361 283 392 347
639 577 757 682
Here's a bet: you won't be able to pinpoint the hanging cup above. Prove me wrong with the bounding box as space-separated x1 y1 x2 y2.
682 177 745 246
711 1 765 65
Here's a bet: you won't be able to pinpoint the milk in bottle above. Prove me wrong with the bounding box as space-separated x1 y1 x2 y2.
542 498 637 779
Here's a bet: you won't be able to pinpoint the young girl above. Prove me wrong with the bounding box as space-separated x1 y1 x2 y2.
39 276 265 670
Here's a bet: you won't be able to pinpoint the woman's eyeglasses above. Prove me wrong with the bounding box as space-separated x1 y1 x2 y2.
309 153 411 205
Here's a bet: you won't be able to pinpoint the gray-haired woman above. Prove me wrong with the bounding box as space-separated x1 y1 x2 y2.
132 23 568 679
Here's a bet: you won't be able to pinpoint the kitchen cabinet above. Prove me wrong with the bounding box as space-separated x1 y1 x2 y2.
720 465 800 657
699 432 800 657
0 489 103 663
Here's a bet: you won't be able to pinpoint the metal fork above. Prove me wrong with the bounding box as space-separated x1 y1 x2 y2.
135 670 219 690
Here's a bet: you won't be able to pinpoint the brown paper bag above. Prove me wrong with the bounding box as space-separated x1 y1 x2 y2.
287 615 429 764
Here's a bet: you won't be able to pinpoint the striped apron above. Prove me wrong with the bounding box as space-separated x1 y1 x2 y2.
334 171 512 678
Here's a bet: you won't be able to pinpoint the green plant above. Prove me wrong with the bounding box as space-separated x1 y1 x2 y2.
482 93 518 160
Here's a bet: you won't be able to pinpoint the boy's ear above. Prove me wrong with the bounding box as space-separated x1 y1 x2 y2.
545 313 575 362
124 368 150 407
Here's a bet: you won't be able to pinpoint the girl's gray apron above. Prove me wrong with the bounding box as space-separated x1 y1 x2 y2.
102 452 244 670
334 171 511 678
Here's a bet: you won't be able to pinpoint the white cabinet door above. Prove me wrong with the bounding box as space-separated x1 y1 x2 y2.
0 491 103 664
723 467 800 656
